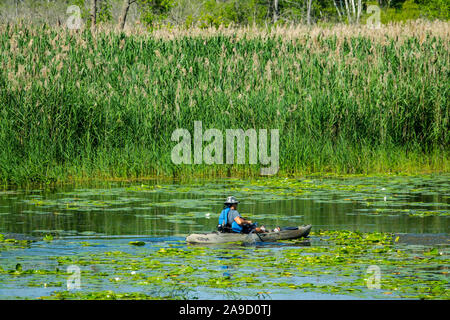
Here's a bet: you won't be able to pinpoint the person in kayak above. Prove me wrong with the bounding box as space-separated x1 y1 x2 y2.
218 196 267 233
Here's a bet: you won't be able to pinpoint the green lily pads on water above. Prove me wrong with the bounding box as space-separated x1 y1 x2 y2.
129 241 146 246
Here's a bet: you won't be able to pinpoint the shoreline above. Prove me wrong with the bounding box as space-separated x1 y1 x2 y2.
1 165 448 189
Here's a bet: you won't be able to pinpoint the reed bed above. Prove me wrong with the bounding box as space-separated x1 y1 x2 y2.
0 21 448 185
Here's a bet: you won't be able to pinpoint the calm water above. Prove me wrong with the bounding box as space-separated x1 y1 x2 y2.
0 175 448 299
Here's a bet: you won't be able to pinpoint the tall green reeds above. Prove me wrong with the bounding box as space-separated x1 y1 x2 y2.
0 22 448 185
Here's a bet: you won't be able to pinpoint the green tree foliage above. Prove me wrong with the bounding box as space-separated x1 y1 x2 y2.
72 0 113 27
380 0 449 22
196 0 268 27
138 0 175 26
97 0 114 23
415 0 450 20
0 0 448 28
72 0 91 23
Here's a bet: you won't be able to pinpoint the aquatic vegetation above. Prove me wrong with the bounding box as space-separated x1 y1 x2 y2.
1 229 447 300
129 241 146 246
0 176 447 299
0 233 33 251
40 290 182 300
43 234 54 242
0 23 449 185
1 174 448 239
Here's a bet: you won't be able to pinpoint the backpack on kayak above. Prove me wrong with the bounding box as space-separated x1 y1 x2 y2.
217 207 233 233
218 196 240 233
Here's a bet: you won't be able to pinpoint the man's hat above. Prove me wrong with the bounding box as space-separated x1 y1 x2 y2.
224 196 239 205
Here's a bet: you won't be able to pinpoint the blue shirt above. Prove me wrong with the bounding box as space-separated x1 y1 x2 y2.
218 208 243 233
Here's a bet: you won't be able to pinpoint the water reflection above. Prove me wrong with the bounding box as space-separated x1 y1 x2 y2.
0 176 448 237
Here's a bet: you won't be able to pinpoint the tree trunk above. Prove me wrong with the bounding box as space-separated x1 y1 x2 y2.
91 0 97 29
333 0 342 21
119 0 130 30
356 0 362 23
273 0 279 23
343 0 352 24
350 0 356 17
119 0 137 30
306 0 313 25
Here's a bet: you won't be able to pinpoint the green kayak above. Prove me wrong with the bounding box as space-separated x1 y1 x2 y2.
186 224 312 244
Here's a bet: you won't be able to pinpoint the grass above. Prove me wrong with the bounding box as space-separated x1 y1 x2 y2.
0 21 448 186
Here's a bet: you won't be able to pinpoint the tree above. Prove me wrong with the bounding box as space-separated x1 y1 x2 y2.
306 0 312 24
138 0 175 27
333 0 363 23
274 0 279 22
119 0 138 29
333 0 343 20
91 0 97 29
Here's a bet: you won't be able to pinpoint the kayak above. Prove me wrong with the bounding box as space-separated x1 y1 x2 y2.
186 224 312 244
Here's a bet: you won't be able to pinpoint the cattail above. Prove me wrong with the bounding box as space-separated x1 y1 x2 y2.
0 22 448 183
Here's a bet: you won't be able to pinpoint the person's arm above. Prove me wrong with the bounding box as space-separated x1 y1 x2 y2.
234 216 252 225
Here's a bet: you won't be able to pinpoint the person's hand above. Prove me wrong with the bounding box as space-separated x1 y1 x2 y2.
247 220 252 224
